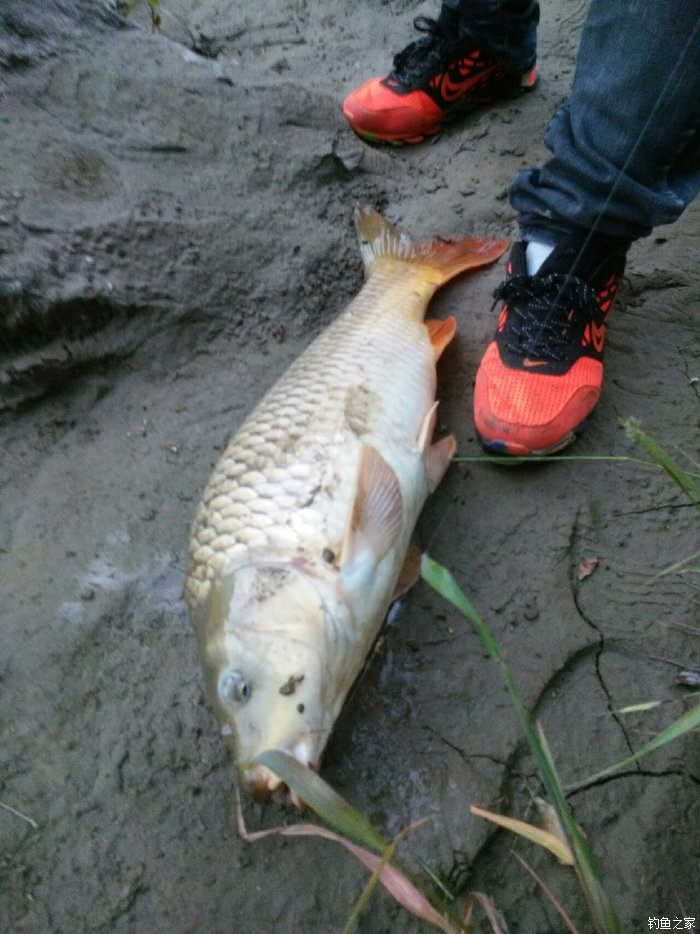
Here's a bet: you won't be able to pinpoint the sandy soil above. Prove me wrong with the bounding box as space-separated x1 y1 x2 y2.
1 1 698 931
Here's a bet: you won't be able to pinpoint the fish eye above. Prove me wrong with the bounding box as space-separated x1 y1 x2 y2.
218 669 251 705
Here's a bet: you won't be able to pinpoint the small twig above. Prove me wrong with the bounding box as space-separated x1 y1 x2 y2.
0 800 39 830
462 890 508 933
629 649 698 670
657 619 700 637
511 851 579 934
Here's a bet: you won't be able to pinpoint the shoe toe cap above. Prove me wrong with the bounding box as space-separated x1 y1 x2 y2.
342 78 441 141
474 343 603 455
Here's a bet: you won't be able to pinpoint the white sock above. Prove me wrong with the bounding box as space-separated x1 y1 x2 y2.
525 240 554 275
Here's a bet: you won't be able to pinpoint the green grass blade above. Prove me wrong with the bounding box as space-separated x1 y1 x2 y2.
421 864 456 903
535 724 619 933
572 700 700 791
654 548 700 578
624 418 700 508
255 750 389 853
421 555 620 934
454 453 659 469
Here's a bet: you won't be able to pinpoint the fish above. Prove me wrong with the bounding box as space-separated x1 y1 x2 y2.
184 206 507 802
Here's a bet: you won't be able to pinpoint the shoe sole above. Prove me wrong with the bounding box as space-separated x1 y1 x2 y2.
476 419 588 458
350 127 425 146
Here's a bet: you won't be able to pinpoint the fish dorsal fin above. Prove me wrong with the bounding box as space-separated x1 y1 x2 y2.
354 204 509 286
339 445 403 587
355 206 415 276
426 316 457 361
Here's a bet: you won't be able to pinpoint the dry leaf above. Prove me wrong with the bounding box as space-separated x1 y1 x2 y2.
237 795 458 934
470 804 574 866
532 797 575 858
576 557 599 581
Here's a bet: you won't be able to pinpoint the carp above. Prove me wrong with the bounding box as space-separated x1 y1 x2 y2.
184 206 507 802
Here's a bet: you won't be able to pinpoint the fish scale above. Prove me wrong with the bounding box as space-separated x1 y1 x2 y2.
184 206 508 801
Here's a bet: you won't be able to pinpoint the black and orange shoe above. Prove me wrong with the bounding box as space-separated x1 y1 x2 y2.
473 232 629 456
342 14 538 145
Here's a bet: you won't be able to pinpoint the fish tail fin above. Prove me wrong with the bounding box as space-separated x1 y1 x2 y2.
354 204 509 286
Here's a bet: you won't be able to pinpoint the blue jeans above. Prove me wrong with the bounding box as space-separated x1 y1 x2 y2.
449 0 700 243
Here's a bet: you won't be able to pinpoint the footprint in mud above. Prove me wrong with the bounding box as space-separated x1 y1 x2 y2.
35 145 124 201
21 143 127 230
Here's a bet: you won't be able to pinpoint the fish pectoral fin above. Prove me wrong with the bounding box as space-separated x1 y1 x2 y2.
426 434 457 493
340 444 403 577
392 542 422 600
426 316 457 362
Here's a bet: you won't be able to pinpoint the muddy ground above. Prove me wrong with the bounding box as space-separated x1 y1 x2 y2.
0 1 698 931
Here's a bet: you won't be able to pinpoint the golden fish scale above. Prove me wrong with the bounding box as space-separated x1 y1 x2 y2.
186 265 436 605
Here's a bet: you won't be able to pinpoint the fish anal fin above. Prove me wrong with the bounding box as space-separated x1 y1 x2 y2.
426 316 457 362
426 434 457 493
392 542 422 601
340 445 403 572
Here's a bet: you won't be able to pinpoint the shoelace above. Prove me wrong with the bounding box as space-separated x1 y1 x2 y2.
495 273 602 362
391 16 452 86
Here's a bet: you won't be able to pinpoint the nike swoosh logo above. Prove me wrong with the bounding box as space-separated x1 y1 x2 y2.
440 64 498 103
590 321 605 353
440 74 476 103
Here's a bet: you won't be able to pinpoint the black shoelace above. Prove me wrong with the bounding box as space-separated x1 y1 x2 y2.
495 273 602 362
391 16 454 87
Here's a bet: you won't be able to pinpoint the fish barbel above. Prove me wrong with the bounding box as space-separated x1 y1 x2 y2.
184 206 507 802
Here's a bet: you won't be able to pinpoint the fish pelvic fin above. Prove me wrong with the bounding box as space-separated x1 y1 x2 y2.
426 434 457 493
339 444 403 593
354 204 509 287
416 402 457 493
391 542 422 601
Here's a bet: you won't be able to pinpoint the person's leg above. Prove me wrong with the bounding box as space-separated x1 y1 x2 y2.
512 0 700 242
474 1 700 456
443 0 539 75
342 0 539 144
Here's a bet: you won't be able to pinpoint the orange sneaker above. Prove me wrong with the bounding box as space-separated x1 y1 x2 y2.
473 234 628 456
342 15 539 145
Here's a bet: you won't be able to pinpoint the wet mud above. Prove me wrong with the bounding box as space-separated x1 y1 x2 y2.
1 1 698 931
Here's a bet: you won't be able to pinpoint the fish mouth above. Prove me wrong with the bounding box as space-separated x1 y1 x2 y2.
243 740 318 808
